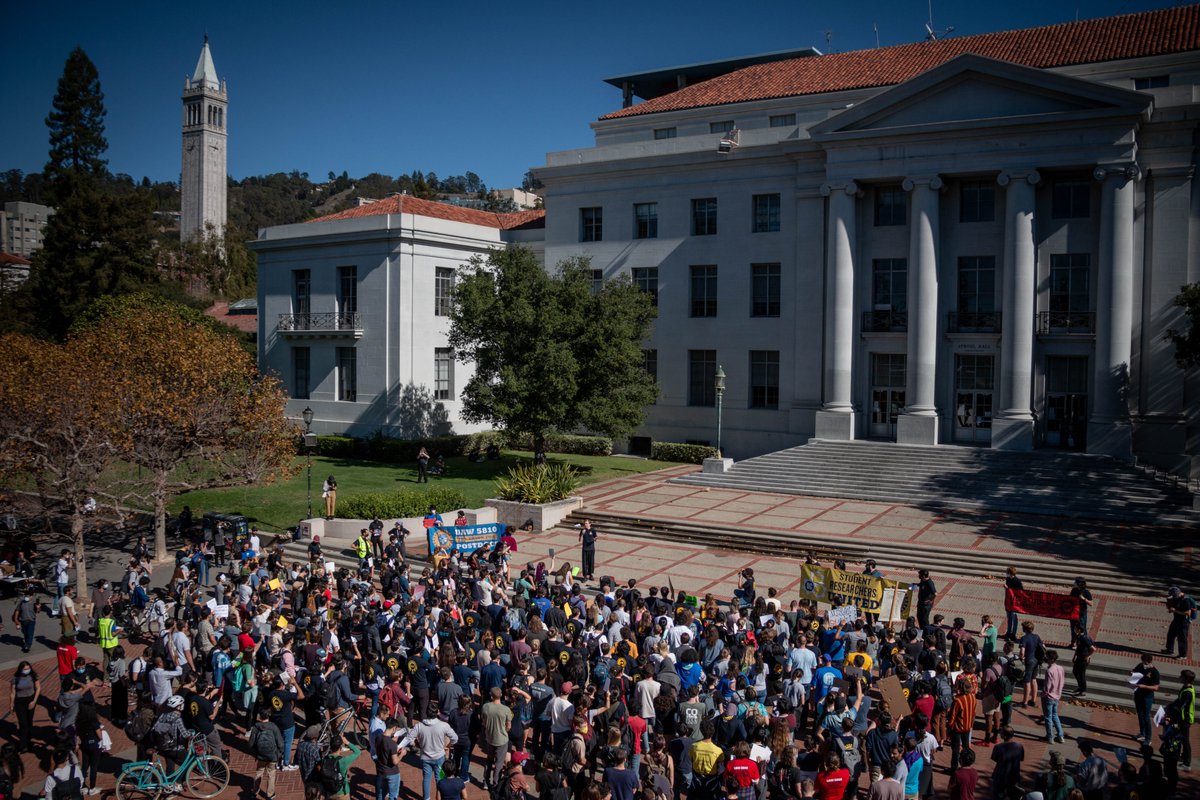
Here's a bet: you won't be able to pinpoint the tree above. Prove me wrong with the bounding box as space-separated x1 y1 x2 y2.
447 248 657 449
73 294 296 560
0 333 122 598
1167 283 1200 368
43 47 108 204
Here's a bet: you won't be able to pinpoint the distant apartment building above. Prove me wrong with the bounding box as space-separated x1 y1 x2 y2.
1 201 54 258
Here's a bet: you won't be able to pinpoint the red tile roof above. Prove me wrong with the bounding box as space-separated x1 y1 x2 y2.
601 5 1200 120
204 302 258 334
308 195 545 230
0 252 32 266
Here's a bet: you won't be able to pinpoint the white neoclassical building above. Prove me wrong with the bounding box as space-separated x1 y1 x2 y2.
251 196 544 436
533 6 1200 475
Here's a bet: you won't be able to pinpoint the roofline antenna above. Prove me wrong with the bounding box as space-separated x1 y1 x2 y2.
925 0 955 41
824 29 833 52
873 22 879 48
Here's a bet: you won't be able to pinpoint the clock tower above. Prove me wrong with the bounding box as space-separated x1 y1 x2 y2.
181 36 227 242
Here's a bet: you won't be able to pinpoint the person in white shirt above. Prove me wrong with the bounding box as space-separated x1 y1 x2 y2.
170 624 195 676
249 529 262 554
635 673 661 721
52 550 72 616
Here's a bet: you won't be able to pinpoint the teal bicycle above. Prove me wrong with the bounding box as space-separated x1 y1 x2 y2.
115 732 231 799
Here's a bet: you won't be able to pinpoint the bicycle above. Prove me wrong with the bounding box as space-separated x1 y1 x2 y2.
316 699 373 753
115 731 230 799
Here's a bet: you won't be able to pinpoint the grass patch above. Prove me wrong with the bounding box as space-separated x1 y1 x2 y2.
168 451 675 532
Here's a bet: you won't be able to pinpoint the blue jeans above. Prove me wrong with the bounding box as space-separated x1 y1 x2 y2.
53 583 65 615
1042 697 1063 741
1004 612 1018 639
422 757 444 800
376 772 401 800
279 724 295 767
197 559 209 586
1135 693 1154 741
453 744 472 784
21 620 35 651
365 686 380 719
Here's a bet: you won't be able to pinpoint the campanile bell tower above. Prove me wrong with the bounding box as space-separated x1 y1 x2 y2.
181 36 227 242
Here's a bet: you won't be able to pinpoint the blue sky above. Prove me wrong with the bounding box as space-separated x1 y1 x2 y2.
0 0 1178 190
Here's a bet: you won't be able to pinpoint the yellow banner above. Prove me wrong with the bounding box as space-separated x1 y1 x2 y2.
799 564 910 616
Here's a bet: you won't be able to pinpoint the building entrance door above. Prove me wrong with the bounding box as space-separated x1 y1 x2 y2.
1044 356 1088 449
869 353 906 440
953 355 994 443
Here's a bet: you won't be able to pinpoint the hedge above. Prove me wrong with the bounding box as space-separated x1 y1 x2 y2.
651 442 720 464
310 431 612 462
337 487 469 520
505 433 613 456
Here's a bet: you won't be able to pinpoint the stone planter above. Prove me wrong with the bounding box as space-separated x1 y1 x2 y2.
485 496 583 532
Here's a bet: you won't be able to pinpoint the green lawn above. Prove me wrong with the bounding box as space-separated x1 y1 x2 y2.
168 450 676 532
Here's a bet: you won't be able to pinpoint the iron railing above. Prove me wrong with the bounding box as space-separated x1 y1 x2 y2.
947 311 1001 333
1037 311 1095 335
277 312 362 332
862 310 908 332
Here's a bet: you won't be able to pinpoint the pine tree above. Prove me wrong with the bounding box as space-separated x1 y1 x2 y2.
43 47 108 203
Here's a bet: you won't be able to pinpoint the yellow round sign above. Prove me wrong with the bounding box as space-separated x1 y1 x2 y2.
559 651 570 665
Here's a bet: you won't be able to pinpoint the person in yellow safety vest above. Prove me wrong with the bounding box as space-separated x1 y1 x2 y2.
355 529 370 568
96 605 121 672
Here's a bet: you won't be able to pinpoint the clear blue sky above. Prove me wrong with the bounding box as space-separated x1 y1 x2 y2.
0 0 1179 189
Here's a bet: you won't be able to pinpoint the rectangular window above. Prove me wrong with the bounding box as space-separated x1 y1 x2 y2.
643 349 658 403
769 113 796 127
690 265 718 317
1134 75 1169 90
434 348 453 400
580 206 603 242
749 351 780 409
751 263 781 318
337 265 357 318
688 350 717 407
959 181 996 223
874 185 906 226
632 267 659 306
435 267 455 317
709 121 735 134
293 269 311 317
653 127 677 140
336 347 357 402
752 193 781 233
872 258 908 311
1049 254 1091 313
634 203 658 239
292 347 310 401
590 269 604 295
1051 180 1091 219
957 256 996 314
691 198 718 236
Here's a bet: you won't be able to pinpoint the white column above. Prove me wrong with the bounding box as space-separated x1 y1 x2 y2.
815 181 859 440
1088 164 1138 460
897 175 942 445
993 169 1040 451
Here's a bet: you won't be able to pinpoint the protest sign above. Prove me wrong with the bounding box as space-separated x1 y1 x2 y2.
427 523 504 555
268 578 281 591
827 605 859 626
876 674 910 714
276 615 289 629
1004 587 1080 621
212 604 230 620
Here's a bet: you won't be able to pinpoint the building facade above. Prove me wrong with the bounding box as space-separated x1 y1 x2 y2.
0 201 54 258
251 196 544 436
533 6 1200 476
181 36 228 242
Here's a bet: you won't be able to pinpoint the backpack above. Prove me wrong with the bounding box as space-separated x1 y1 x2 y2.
50 766 82 800
837 733 862 774
1034 640 1048 663
227 661 247 693
1006 660 1026 684
934 676 953 713
592 658 611 689
124 712 151 744
322 672 341 710
561 733 584 772
250 724 280 761
150 634 175 669
991 673 1013 703
317 753 344 793
152 721 182 754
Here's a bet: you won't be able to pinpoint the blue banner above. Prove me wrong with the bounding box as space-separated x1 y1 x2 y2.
427 522 504 554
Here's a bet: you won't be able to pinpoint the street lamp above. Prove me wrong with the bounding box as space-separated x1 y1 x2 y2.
301 406 315 520
714 365 726 457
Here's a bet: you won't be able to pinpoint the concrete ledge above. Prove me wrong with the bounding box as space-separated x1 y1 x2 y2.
485 496 583 531
814 410 856 440
702 457 734 474
301 507 499 553
896 413 939 446
1088 420 1133 462
991 418 1034 451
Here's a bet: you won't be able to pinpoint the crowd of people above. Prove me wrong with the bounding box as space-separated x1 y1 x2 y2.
0 513 1195 800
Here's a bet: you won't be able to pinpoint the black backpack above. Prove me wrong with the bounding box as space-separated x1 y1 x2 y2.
322 673 340 710
50 765 82 800
318 754 344 793
150 633 175 669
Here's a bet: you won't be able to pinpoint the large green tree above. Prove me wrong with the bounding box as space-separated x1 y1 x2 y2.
1167 283 1200 369
447 248 658 448
43 47 108 204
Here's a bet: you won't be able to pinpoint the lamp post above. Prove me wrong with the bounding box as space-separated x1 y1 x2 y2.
302 406 315 520
714 365 726 457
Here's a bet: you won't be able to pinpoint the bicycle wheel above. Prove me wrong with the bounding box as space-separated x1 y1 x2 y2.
184 754 230 798
116 765 163 800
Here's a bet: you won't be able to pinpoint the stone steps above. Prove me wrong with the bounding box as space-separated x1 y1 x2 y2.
672 440 1196 524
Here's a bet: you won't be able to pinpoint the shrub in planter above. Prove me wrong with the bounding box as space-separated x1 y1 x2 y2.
650 441 720 464
338 487 468 519
495 463 581 505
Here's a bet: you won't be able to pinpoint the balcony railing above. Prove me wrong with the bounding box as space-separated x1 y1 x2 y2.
1037 310 1095 335
947 311 1001 333
278 311 362 332
862 310 908 332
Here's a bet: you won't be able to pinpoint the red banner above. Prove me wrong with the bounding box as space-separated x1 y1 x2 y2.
1004 587 1080 621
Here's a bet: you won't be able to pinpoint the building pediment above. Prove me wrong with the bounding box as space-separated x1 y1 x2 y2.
810 53 1151 140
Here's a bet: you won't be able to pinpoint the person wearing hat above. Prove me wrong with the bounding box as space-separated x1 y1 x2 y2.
1034 751 1075 800
1166 586 1195 659
295 724 324 787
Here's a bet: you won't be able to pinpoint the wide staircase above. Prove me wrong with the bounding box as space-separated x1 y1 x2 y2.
672 439 1196 524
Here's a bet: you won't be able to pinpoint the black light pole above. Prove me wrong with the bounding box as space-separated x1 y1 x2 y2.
302 406 315 519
